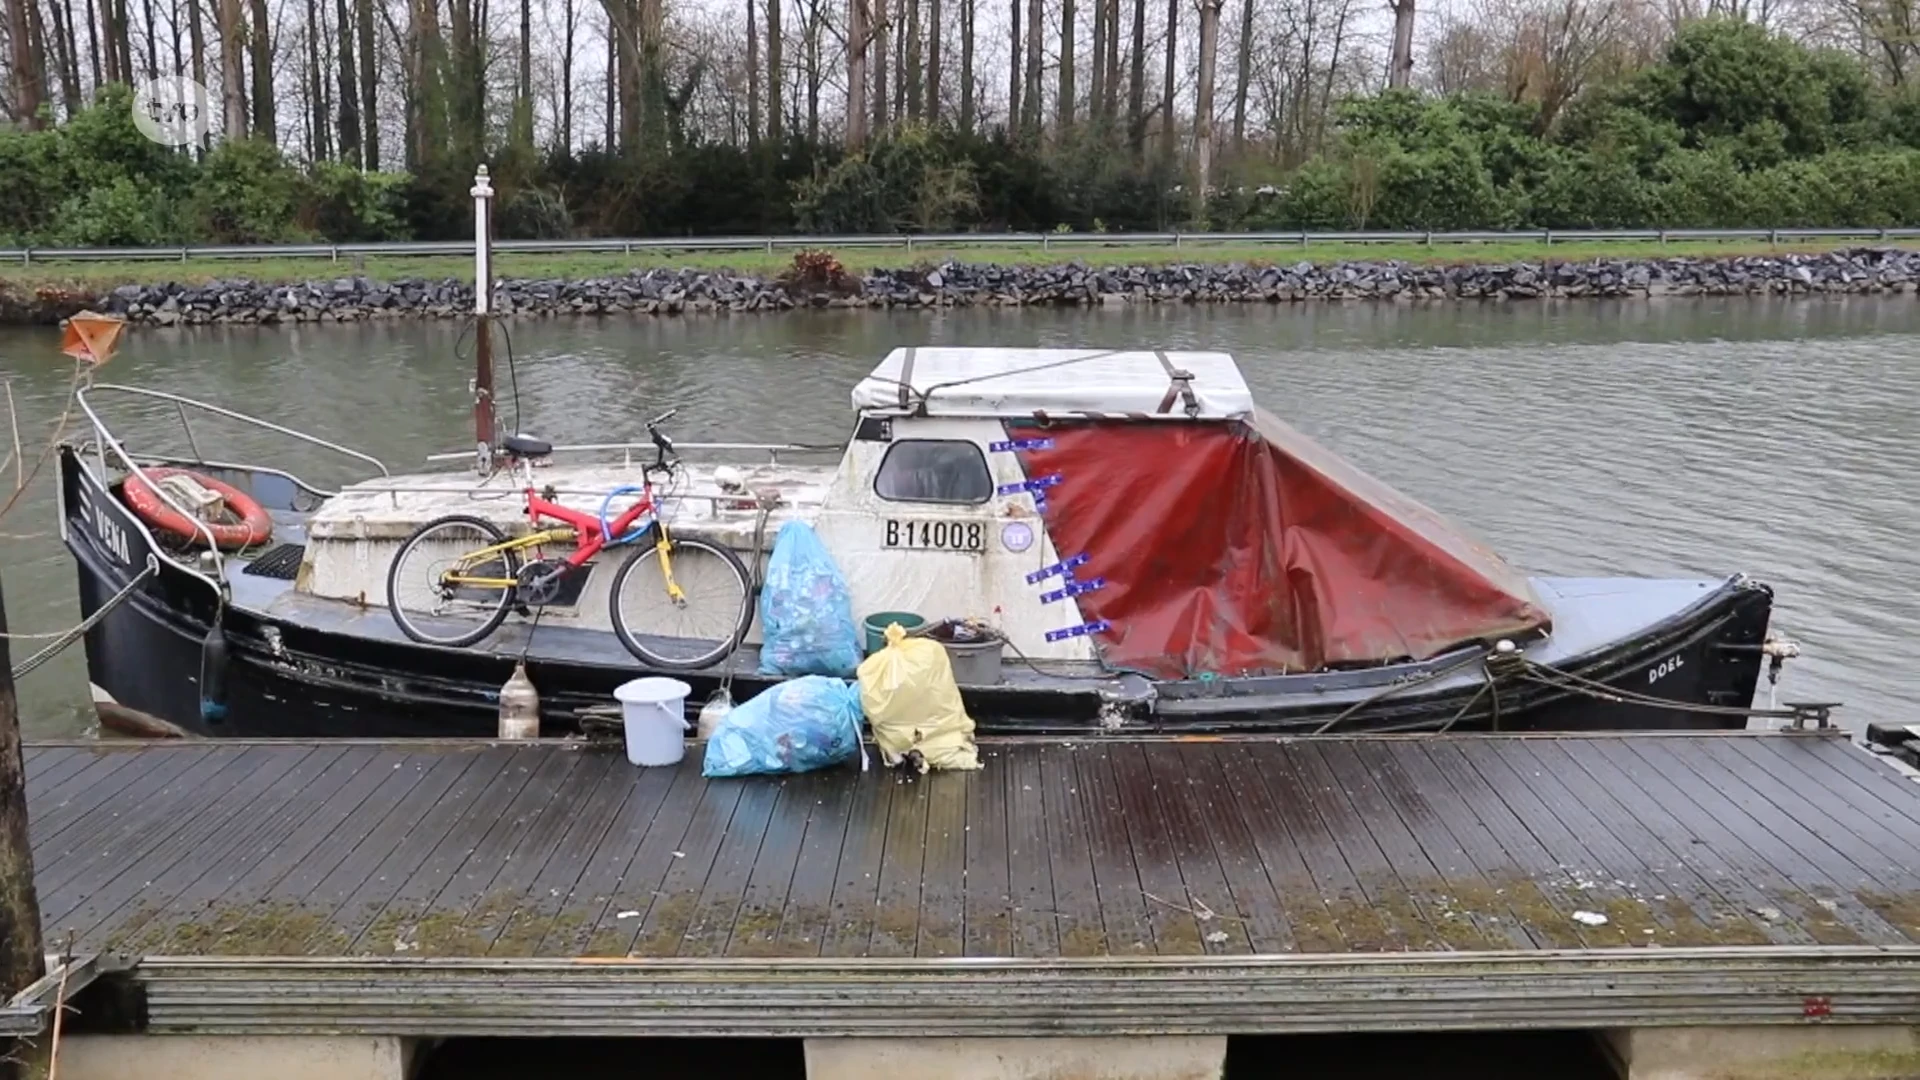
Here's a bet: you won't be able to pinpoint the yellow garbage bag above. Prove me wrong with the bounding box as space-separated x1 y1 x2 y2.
855 622 982 772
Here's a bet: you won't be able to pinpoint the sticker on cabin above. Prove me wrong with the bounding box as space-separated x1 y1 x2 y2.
884 519 986 552
1001 521 1034 553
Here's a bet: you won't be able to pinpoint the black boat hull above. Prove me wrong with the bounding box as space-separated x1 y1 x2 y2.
63 449 1776 740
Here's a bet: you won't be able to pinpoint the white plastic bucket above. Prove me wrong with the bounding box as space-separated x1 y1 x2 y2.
613 677 692 766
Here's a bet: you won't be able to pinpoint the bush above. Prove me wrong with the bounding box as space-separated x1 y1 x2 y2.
185 139 309 243
50 178 178 246
793 126 979 233
306 164 413 241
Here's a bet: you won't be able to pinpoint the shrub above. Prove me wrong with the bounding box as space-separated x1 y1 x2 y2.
305 164 413 241
186 139 309 243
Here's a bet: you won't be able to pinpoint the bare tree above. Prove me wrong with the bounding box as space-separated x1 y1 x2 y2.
1512 0 1631 129
903 0 918 117
1126 0 1144 150
604 16 616 144
249 0 274 138
188 0 211 141
1102 0 1117 118
1195 0 1220 204
1160 0 1177 160
747 0 759 139
1432 0 1636 128
1425 14 1501 94
556 0 577 151
10 0 47 123
517 0 536 149
801 0 823 138
355 0 375 161
1230 0 1251 148
1059 0 1074 127
1826 0 1919 83
307 0 329 157
1090 0 1105 118
847 0 868 144
960 0 973 127
925 0 938 119
218 0 247 135
1388 0 1414 86
1022 0 1039 130
47 0 82 115
142 0 157 76
1006 0 1018 122
767 0 782 138
871 0 887 131
83 0 100 85
892 0 904 116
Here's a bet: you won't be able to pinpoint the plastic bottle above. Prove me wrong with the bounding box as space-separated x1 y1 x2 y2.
498 661 540 739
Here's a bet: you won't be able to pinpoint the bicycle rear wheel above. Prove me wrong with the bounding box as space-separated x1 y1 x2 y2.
386 514 522 648
608 534 753 671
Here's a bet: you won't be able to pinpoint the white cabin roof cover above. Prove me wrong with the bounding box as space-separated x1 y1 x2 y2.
852 348 1255 419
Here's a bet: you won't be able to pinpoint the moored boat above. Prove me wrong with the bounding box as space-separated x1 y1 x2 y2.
57 343 1800 740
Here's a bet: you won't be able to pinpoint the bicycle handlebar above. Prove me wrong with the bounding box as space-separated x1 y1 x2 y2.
644 408 678 471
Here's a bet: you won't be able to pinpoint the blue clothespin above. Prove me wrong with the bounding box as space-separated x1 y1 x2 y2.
1026 552 1090 584
1045 619 1111 643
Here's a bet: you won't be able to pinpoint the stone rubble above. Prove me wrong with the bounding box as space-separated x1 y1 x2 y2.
21 247 1919 326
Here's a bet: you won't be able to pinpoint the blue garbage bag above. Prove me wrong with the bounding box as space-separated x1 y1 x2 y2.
757 521 863 677
702 676 866 777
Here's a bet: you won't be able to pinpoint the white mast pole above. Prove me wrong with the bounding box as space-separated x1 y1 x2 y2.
470 165 496 475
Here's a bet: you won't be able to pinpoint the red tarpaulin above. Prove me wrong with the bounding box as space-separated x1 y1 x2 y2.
1012 413 1550 679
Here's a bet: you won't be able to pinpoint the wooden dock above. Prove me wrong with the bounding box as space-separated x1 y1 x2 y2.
16 730 1920 1052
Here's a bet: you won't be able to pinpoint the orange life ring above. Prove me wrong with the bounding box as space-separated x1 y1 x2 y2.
121 467 273 551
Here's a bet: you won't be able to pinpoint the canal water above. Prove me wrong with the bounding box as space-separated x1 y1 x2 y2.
2 296 1915 738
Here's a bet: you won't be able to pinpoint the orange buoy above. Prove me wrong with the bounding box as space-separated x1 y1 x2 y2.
121 467 272 551
61 310 126 366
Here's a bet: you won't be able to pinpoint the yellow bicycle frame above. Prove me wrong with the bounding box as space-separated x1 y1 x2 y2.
440 528 574 589
441 523 689 605
652 525 688 605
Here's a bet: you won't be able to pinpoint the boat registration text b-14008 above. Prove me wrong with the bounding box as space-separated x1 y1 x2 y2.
884 519 986 551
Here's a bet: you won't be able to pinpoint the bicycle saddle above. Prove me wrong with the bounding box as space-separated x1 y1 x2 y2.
502 434 553 458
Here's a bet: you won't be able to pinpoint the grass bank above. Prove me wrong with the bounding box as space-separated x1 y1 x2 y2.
4 237 1915 292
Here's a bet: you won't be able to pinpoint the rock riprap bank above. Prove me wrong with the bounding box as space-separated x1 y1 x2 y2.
15 247 1919 325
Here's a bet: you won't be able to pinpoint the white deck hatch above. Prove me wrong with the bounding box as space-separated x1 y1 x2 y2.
851 348 1256 419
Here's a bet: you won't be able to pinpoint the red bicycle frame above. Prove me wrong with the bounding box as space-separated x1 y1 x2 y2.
522 481 658 569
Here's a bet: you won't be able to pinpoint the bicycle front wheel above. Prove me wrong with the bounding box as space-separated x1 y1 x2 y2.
608 535 753 671
386 514 521 648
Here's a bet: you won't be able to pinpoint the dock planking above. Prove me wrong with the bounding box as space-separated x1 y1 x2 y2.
23 732 1920 961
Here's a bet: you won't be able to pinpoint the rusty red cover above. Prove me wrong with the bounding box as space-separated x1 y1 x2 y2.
1011 411 1550 678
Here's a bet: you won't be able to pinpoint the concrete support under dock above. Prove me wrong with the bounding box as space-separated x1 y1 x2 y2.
804 1036 1227 1080
56 1034 421 1080
1607 1025 1920 1080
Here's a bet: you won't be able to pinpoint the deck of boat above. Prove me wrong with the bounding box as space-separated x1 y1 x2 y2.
22 730 1920 1036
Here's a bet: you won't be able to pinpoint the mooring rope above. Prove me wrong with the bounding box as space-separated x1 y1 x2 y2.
8 555 158 681
1306 644 1825 735
1513 655 1827 725
1310 649 1496 735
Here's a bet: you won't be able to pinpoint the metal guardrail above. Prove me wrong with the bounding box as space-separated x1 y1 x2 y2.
5 227 1919 265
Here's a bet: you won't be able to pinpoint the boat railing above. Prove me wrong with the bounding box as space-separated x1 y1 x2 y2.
357 482 815 514
423 441 846 468
124 454 340 502
74 383 391 597
80 383 391 480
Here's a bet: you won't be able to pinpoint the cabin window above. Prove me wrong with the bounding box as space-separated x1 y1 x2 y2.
874 440 993 505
